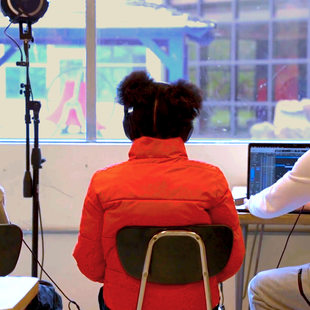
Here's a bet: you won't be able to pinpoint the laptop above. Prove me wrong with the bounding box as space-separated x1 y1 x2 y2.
236 142 310 213
247 142 310 199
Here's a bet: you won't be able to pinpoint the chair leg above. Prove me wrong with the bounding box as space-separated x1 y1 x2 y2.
136 235 158 310
195 234 213 310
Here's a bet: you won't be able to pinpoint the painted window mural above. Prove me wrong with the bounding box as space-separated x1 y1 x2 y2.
0 0 309 141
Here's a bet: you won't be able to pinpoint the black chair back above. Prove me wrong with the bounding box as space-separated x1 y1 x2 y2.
116 225 233 285
0 224 23 276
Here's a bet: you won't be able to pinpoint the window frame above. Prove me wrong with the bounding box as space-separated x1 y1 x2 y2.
1 0 310 142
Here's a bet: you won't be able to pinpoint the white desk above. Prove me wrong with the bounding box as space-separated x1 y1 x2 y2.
0 277 39 310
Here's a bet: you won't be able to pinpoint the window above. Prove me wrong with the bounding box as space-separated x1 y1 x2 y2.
0 0 309 141
275 0 309 19
173 0 310 140
237 23 268 60
203 66 231 101
96 43 147 139
202 0 233 22
0 0 86 140
238 0 269 20
202 25 231 61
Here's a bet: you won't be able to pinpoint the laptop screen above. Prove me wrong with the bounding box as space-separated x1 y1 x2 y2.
247 143 310 199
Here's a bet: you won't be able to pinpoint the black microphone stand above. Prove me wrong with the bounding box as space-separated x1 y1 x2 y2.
17 21 45 277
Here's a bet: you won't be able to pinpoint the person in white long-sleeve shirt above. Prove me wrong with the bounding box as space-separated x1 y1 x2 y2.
244 150 310 310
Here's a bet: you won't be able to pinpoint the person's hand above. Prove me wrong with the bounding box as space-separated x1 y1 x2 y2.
295 202 310 212
235 198 249 213
238 198 249 210
243 198 249 208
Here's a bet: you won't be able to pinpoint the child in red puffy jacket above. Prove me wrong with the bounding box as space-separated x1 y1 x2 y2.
73 71 245 310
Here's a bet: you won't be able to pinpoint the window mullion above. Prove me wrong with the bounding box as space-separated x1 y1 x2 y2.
86 0 96 141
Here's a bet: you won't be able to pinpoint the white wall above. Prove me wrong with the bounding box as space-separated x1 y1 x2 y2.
0 142 248 230
3 142 310 309
1 142 248 309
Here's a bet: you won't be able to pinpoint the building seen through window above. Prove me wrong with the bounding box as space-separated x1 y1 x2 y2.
0 0 309 141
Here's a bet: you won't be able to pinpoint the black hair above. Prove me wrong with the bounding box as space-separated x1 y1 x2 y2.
117 70 202 141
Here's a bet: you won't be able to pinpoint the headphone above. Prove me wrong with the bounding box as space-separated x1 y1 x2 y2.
123 106 193 142
123 107 139 141
181 123 193 142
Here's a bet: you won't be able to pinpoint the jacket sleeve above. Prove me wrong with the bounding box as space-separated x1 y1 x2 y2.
247 150 310 218
73 173 105 283
208 169 245 283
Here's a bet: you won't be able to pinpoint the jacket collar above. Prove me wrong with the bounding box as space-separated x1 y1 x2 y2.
129 136 188 160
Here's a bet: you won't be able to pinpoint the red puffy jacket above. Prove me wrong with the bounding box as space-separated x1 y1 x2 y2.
73 137 245 310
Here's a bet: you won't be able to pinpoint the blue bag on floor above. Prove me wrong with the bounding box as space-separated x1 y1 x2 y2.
26 280 63 310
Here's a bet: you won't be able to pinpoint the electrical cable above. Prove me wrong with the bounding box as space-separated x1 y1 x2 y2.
243 207 303 299
276 206 304 268
242 205 305 299
26 57 34 100
3 15 23 61
21 140 80 309
4 19 34 101
3 16 81 310
22 238 81 310
38 203 44 280
242 224 259 299
253 224 264 276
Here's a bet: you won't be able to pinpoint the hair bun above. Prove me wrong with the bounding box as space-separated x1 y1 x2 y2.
117 71 155 108
168 80 202 119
